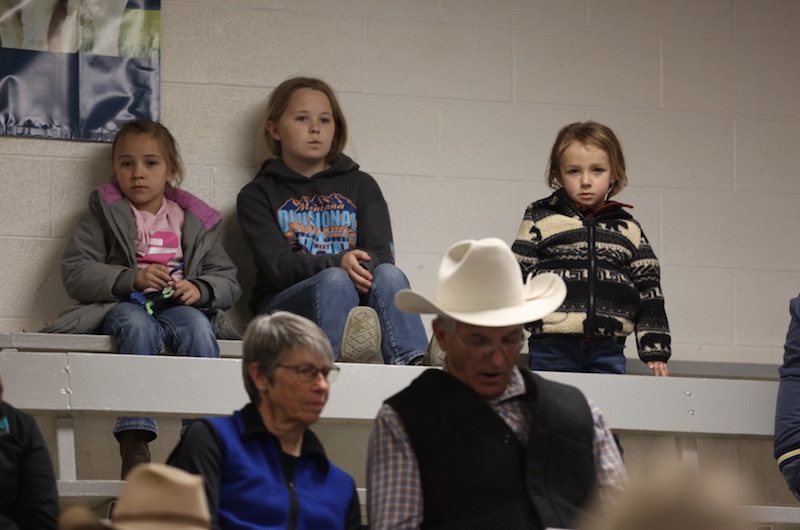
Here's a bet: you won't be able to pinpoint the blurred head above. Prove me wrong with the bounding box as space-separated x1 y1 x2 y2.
263 77 348 167
546 121 628 200
580 463 749 530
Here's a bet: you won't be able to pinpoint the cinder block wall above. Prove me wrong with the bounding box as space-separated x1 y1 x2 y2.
4 0 800 513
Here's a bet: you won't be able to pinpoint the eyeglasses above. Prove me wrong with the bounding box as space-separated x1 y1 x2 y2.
277 363 340 383
452 330 524 357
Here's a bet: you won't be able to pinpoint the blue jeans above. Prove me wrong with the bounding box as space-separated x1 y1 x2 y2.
256 264 428 365
528 335 627 374
102 302 219 440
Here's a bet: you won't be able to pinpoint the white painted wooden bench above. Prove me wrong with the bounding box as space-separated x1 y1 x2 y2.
1 332 796 525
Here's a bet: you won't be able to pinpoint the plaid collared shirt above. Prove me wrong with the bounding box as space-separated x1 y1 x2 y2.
366 367 627 530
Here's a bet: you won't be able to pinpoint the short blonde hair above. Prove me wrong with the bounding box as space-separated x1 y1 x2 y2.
546 121 628 199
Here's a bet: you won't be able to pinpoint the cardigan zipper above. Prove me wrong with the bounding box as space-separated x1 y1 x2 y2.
586 218 597 336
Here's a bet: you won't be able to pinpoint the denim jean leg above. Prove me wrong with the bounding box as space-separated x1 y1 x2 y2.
157 305 220 358
369 264 428 365
584 337 626 374
528 335 626 374
528 335 584 372
260 268 359 359
102 302 162 439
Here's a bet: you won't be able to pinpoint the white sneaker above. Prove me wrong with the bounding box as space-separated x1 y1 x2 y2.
339 306 382 363
423 335 446 367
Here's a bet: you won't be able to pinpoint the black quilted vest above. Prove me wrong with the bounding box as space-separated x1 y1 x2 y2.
386 368 597 530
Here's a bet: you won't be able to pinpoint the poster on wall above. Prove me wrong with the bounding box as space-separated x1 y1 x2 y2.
0 0 160 143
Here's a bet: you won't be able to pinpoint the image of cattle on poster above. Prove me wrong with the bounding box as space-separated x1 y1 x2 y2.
0 0 160 142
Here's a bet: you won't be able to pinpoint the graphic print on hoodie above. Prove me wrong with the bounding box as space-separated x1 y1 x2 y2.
277 193 357 255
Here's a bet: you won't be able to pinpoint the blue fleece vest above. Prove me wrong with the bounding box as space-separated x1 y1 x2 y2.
207 412 354 530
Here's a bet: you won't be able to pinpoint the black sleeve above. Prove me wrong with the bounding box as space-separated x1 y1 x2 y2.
166 420 223 530
353 176 395 268
344 484 362 530
237 181 344 291
0 407 59 530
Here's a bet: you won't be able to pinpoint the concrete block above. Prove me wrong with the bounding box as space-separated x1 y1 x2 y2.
661 190 800 271
734 0 800 42
180 166 215 207
515 28 659 108
365 19 512 100
662 267 734 346
291 0 439 19
589 110 734 191
737 118 800 194
734 271 800 349
440 101 584 181
211 8 363 92
0 157 51 237
0 238 71 323
51 159 109 239
440 0 585 27
377 175 521 255
161 84 268 168
342 94 439 177
663 37 761 114
590 0 732 37
161 4 211 83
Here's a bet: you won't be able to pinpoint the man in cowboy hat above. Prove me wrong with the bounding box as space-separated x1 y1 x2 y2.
366 238 626 530
59 463 211 530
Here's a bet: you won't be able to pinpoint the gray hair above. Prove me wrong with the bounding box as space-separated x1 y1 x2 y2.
434 315 459 334
242 311 334 405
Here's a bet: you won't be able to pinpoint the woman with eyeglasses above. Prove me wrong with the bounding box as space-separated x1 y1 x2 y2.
168 311 360 530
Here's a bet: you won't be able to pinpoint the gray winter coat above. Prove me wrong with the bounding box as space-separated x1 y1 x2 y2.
41 181 241 339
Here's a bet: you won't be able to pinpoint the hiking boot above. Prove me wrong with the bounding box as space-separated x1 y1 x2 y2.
423 335 447 367
118 430 151 480
339 306 382 363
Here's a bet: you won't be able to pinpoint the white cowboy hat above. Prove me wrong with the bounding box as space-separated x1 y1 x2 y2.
395 238 566 327
59 463 211 530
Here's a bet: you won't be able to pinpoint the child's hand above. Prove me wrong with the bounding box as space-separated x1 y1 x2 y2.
341 250 373 295
648 360 669 377
172 279 201 306
133 264 174 291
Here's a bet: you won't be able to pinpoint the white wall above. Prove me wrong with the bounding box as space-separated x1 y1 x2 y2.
3 0 800 369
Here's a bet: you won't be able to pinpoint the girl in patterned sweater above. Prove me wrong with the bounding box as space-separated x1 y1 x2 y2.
512 121 670 376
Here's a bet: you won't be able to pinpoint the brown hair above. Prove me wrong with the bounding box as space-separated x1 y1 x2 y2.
263 77 348 165
111 119 186 187
545 121 628 199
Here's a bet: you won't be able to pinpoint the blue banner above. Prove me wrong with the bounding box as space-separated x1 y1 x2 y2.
0 0 161 142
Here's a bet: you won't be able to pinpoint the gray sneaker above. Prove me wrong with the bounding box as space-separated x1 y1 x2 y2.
339 306 382 363
423 335 446 367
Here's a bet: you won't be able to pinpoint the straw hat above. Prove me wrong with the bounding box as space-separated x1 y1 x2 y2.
395 238 566 327
59 463 211 530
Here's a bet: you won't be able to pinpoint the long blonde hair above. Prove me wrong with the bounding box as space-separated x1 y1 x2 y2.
263 77 348 165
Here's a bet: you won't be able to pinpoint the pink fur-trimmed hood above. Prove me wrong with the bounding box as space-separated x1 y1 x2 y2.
97 180 222 229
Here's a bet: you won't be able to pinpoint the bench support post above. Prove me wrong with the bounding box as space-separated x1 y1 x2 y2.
56 416 77 481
